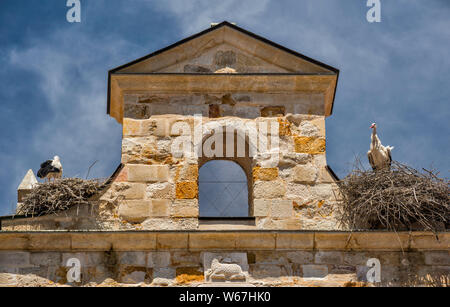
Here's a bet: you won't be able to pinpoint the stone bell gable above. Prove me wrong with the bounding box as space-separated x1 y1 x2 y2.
100 21 341 231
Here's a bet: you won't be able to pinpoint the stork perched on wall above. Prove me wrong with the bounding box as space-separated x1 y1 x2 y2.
367 123 394 171
37 156 63 182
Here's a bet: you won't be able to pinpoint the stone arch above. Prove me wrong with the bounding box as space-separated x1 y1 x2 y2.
197 121 255 216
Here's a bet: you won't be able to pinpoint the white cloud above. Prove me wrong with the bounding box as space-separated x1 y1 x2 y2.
6 28 140 191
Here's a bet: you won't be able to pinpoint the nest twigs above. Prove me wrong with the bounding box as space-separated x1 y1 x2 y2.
338 160 449 232
20 178 105 217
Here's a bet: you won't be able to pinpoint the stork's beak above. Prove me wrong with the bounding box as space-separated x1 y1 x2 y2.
370 124 375 129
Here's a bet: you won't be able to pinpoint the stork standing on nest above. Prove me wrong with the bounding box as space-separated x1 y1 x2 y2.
37 156 63 182
367 123 394 171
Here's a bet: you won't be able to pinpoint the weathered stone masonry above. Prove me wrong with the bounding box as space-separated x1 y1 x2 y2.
0 231 448 286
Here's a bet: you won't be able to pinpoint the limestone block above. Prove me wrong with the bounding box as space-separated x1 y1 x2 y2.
276 233 314 250
236 233 276 249
271 200 293 218
124 104 148 119
317 167 336 183
149 199 170 217
286 251 314 264
286 183 311 202
252 167 278 181
170 199 199 218
277 118 291 136
294 136 326 154
253 179 286 199
118 252 147 266
314 251 344 264
279 153 310 168
424 252 450 266
410 232 450 250
127 165 169 183
234 106 260 119
249 264 283 279
310 184 336 201
123 118 142 137
156 233 189 250
141 218 198 230
148 252 171 268
110 233 157 250
292 164 318 184
0 252 30 268
298 121 321 137
176 182 198 199
146 182 174 199
189 233 237 250
111 183 146 200
175 164 199 181
171 252 202 267
30 253 61 267
153 267 176 285
301 265 328 278
253 199 271 217
118 200 152 223
27 233 71 251
114 166 128 182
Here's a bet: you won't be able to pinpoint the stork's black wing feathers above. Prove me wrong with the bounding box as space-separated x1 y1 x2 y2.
37 160 59 178
40 160 53 168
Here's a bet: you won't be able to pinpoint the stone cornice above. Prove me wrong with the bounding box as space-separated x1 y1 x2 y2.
109 74 338 123
0 231 447 252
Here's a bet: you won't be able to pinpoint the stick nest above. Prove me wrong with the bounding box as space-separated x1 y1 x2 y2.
20 178 105 217
338 161 449 232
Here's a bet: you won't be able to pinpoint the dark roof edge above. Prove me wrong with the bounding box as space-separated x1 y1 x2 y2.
107 21 340 115
325 165 340 181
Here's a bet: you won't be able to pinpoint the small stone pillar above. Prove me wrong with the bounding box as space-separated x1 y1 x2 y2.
17 169 38 214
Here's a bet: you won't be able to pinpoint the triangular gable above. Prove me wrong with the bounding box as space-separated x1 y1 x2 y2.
110 21 338 74
107 21 339 119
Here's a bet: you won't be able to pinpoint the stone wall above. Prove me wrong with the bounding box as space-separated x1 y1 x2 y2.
96 90 342 230
0 231 448 287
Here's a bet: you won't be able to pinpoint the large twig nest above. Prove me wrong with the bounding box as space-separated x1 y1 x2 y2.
20 178 105 217
338 161 449 232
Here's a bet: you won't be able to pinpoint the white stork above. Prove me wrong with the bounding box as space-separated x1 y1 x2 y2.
367 123 394 171
37 156 63 182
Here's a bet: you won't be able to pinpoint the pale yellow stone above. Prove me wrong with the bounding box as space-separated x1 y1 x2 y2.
292 165 318 183
118 200 152 223
127 165 169 182
111 183 146 200
271 200 293 218
276 233 314 250
253 179 286 199
170 200 199 218
150 199 170 217
253 199 271 217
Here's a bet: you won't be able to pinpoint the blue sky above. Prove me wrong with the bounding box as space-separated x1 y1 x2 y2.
0 0 449 215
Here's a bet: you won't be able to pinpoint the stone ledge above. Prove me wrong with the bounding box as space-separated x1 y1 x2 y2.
0 231 447 252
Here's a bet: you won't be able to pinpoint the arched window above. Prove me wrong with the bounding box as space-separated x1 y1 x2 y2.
199 160 249 217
